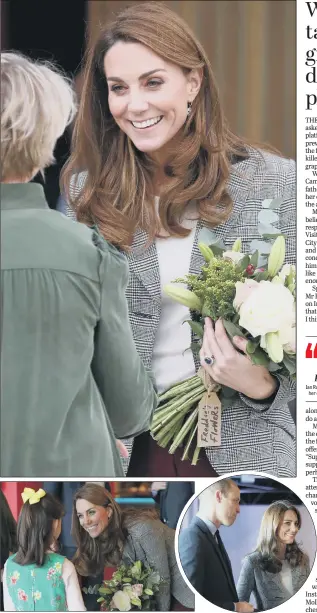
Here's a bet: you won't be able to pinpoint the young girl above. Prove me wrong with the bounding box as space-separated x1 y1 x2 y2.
3 488 86 612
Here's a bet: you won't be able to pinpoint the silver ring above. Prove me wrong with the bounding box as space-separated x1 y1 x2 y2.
204 355 215 366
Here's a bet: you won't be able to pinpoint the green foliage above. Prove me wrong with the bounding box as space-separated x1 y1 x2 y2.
182 259 245 320
98 561 163 611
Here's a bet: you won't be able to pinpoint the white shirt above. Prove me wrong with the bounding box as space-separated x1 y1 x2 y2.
3 557 86 612
151 199 198 393
279 559 294 596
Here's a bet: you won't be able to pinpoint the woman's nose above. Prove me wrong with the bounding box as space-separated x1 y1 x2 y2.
127 92 149 113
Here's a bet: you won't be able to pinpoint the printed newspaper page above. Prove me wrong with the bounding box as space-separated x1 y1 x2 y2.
299 1 317 613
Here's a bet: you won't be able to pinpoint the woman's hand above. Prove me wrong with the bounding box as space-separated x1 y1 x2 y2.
200 318 277 400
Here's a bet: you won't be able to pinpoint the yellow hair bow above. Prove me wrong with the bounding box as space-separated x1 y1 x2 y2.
21 487 46 505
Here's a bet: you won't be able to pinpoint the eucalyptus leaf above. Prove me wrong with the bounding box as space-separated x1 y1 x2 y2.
183 320 204 338
258 223 280 236
262 233 287 240
262 197 284 209
258 209 279 224
198 227 220 245
208 244 226 256
249 239 272 254
96 598 105 603
222 319 246 339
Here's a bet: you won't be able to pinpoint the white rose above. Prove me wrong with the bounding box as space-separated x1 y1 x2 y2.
239 281 295 338
283 325 296 354
234 279 259 310
112 590 131 611
223 251 245 264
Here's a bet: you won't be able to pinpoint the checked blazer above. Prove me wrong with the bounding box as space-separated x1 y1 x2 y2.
67 147 296 477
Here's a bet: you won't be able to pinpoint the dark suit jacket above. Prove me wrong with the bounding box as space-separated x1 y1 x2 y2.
178 516 238 611
154 482 195 529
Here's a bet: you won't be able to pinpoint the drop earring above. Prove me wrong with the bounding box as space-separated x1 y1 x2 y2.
187 101 192 117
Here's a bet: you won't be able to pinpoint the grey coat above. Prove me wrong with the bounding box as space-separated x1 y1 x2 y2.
236 551 310 611
122 519 195 611
68 147 296 477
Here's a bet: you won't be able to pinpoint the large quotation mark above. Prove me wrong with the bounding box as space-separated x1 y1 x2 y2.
306 343 317 358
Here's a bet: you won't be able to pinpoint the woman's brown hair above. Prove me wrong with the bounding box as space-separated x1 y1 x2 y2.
254 500 308 573
72 483 158 576
14 492 64 567
62 0 249 251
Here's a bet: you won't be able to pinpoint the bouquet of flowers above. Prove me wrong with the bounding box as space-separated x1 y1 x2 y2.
150 234 296 464
97 561 163 611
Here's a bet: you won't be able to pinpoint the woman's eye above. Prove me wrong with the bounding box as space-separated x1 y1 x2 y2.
147 79 162 88
110 85 125 93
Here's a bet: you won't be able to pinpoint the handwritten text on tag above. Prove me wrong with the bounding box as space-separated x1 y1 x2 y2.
197 391 221 447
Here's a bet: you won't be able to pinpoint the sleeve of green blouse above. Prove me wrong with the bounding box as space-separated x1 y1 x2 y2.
91 242 158 439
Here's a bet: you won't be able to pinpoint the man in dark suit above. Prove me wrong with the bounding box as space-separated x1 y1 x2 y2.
178 479 254 612
152 481 195 529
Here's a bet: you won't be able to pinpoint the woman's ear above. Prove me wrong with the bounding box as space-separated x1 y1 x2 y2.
107 506 113 520
187 68 203 102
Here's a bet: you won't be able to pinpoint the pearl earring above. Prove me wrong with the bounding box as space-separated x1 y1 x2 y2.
187 101 192 117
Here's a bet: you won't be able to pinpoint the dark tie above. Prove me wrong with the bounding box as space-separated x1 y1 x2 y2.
214 530 231 573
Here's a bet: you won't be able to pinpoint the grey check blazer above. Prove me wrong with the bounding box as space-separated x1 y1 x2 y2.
237 551 310 610
122 519 195 611
67 147 296 477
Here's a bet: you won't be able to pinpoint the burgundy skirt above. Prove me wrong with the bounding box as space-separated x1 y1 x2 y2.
127 431 218 477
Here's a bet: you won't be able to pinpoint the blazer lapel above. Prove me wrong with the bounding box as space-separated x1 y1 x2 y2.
189 153 258 276
128 228 161 304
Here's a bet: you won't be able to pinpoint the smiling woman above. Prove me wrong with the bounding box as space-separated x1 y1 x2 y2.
71 484 194 612
63 0 296 479
236 501 310 611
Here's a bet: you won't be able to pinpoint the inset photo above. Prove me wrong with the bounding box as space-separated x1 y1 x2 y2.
177 475 315 612
1 481 195 611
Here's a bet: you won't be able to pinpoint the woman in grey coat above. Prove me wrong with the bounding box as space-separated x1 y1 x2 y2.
237 501 310 611
72 483 194 611
64 1 295 478
1 52 157 478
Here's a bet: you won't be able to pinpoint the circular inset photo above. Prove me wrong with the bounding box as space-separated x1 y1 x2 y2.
176 475 316 612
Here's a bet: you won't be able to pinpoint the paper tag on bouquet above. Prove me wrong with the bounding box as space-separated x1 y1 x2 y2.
197 391 221 447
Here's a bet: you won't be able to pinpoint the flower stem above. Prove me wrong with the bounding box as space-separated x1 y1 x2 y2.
151 391 204 432
168 407 199 454
191 445 201 466
181 422 198 461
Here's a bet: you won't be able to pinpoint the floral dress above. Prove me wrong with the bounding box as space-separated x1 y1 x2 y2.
5 553 68 611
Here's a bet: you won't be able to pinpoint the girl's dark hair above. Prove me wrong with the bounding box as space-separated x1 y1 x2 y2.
14 492 64 567
0 490 17 566
72 483 159 576
254 500 308 573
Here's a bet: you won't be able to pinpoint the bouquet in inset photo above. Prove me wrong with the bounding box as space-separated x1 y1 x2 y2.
97 561 163 611
150 227 296 465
